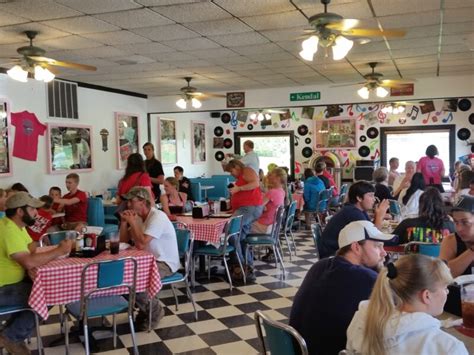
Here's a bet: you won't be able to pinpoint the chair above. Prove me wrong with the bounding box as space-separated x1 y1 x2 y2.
39 230 80 247
87 197 119 236
316 188 331 224
254 310 308 355
311 223 323 259
389 199 402 219
331 184 348 211
404 242 441 257
0 306 43 355
245 206 286 278
160 224 198 323
64 257 139 355
280 201 298 260
192 215 246 290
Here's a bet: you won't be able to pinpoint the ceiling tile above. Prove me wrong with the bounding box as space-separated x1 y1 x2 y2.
37 35 103 51
248 51 296 62
151 2 231 23
81 30 151 45
146 51 195 62
95 8 173 29
292 0 373 20
371 0 440 16
213 0 294 17
0 23 69 45
444 7 474 23
136 0 205 6
173 59 214 68
160 37 221 51
378 11 440 28
54 0 141 14
184 47 238 59
207 55 253 64
209 31 270 47
186 18 253 36
131 24 199 41
0 11 29 26
0 0 82 21
42 16 120 34
242 11 308 31
63 46 129 59
389 37 439 50
260 28 302 42
444 21 474 35
114 42 175 55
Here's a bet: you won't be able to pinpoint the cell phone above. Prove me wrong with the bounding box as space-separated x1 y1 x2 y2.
227 183 234 189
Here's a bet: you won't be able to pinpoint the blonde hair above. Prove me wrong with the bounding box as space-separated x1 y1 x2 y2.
268 167 289 206
225 159 245 172
362 254 453 355
165 177 179 189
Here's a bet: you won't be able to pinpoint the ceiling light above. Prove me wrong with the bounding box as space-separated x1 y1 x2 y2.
357 86 370 100
7 65 28 82
376 86 389 98
398 105 405 113
332 35 353 60
176 98 187 109
34 66 55 82
392 107 400 114
264 113 272 120
257 112 265 121
191 97 202 109
250 113 257 120
299 36 318 61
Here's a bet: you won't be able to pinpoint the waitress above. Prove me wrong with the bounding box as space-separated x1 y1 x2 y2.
225 159 263 281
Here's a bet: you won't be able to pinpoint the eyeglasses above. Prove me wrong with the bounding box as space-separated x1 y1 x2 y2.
453 220 474 227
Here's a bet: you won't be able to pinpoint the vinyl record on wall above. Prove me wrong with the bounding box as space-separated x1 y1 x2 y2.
367 127 379 139
305 137 311 144
302 147 313 158
457 128 471 141
360 135 367 142
247 124 253 130
215 151 225 161
297 124 309 136
223 138 233 149
221 113 231 124
359 146 370 157
214 126 223 137
470 113 474 125
458 99 472 112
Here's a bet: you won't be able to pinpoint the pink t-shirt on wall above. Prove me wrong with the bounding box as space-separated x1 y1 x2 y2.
258 187 285 226
418 156 444 185
11 111 47 161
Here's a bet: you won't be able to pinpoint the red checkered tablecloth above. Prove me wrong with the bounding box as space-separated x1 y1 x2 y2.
28 249 161 320
176 216 229 244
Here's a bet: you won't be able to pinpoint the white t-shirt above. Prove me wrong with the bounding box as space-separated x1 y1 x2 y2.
240 151 260 176
143 208 180 273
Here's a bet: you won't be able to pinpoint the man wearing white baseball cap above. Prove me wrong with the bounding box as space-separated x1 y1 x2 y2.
290 220 396 355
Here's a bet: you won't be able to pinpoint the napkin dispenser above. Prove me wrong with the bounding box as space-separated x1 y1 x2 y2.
220 199 231 211
192 204 210 218
444 284 461 316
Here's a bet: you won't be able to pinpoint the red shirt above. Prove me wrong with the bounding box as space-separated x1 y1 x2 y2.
50 202 63 226
64 190 88 223
418 156 444 185
231 172 263 210
323 170 339 196
27 209 53 241
118 172 153 196
11 111 47 161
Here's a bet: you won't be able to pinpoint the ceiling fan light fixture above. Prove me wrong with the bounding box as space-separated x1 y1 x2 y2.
250 113 257 120
176 98 187 109
264 113 272 120
302 35 319 51
332 35 353 60
7 65 28 82
257 112 265 121
191 97 202 109
34 65 55 82
376 86 389 98
357 86 369 100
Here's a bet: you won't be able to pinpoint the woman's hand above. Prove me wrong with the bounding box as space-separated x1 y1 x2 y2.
229 186 241 195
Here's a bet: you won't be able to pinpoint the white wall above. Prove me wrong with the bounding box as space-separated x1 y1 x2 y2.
0 74 148 197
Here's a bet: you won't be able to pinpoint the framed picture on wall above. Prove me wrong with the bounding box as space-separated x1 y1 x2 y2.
314 118 357 149
0 98 12 176
115 112 139 169
47 123 93 173
158 118 177 165
191 121 206 164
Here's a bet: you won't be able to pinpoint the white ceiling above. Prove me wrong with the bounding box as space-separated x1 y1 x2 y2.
0 0 473 97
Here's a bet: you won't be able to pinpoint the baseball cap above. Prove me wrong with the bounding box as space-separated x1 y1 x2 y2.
121 187 152 201
6 192 44 209
338 220 397 249
452 195 474 214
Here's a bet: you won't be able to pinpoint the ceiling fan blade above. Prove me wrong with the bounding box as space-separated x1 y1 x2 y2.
338 28 406 38
325 19 360 31
203 93 226 98
331 82 366 88
28 56 97 71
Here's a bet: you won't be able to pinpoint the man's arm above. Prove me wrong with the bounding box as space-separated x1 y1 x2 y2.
54 197 80 206
150 175 164 185
440 234 474 278
12 240 73 270
119 210 152 249
373 199 390 228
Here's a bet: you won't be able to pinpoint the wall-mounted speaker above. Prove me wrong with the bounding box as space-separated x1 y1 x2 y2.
354 167 375 181
210 112 221 118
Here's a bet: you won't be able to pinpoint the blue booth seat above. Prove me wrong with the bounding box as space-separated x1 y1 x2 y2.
189 175 235 202
87 197 119 236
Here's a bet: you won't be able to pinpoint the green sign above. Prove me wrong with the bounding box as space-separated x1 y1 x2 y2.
290 92 320 101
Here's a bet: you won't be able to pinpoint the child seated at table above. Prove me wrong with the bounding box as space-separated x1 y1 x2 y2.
49 186 64 227
346 254 468 355
53 173 88 232
27 195 54 242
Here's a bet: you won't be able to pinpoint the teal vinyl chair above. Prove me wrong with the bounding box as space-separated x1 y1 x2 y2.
245 206 286 278
281 201 298 260
311 223 323 259
404 242 441 257
39 230 80 247
87 197 119 236
192 215 245 290
64 258 139 355
255 310 308 355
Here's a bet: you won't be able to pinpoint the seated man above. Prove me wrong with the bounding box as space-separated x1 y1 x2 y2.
174 165 193 201
0 192 72 354
319 181 389 258
119 187 180 331
53 173 88 232
302 168 325 227
289 220 394 355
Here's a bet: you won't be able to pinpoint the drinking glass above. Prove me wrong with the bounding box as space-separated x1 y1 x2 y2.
461 282 474 329
108 232 120 255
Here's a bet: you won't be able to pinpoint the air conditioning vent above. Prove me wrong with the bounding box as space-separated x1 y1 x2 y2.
47 79 78 119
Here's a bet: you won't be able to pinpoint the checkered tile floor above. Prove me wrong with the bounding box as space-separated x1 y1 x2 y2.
28 231 316 355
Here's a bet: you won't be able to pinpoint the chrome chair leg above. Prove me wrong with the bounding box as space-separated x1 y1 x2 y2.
128 314 139 355
84 322 90 355
274 245 286 279
148 298 152 333
207 255 211 281
289 229 297 256
171 285 179 311
64 312 69 355
113 313 117 348
34 312 43 355
184 278 198 321
223 255 233 291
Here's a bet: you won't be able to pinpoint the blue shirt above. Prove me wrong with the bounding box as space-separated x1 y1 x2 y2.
320 204 369 258
289 256 377 355
303 176 325 211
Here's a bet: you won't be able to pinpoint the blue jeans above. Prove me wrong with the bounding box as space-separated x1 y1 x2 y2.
231 205 263 267
0 279 36 342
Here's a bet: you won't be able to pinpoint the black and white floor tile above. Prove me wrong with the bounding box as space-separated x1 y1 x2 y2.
29 231 317 354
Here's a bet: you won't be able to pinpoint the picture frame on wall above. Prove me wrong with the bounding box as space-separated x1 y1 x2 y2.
115 112 139 169
158 118 177 165
314 118 357 150
192 121 206 164
0 98 12 177
47 123 93 174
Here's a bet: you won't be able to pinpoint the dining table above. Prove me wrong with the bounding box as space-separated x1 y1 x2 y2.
28 247 161 320
175 215 229 244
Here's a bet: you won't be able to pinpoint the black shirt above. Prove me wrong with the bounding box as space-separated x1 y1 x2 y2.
392 216 455 244
179 176 194 201
145 158 164 200
374 183 394 201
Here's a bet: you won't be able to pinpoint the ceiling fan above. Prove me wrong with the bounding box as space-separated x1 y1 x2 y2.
300 0 406 61
2 31 96 83
176 77 225 109
333 62 414 99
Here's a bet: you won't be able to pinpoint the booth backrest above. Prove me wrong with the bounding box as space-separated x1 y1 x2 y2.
190 175 236 202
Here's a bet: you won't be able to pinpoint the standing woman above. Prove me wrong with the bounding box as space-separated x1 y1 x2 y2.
225 159 263 281
116 153 153 205
417 145 445 192
398 172 425 219
160 177 188 220
346 254 467 355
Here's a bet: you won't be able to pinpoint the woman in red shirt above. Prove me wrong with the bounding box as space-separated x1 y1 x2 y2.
225 159 263 281
417 145 445 192
116 153 154 205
